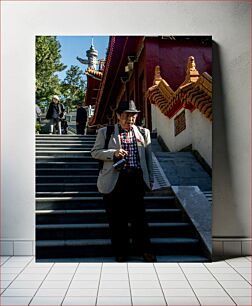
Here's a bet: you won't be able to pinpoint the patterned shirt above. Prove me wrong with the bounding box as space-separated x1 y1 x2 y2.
119 126 141 169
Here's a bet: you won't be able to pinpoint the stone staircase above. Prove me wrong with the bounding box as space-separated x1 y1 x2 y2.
36 134 210 262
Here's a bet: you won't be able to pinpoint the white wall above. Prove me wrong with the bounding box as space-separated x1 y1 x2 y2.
152 106 212 167
1 1 250 255
192 110 212 166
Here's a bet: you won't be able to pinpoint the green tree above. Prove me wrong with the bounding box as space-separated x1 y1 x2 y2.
36 36 66 102
61 65 86 108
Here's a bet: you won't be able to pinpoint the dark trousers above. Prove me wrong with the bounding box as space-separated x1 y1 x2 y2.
103 169 151 257
76 123 86 135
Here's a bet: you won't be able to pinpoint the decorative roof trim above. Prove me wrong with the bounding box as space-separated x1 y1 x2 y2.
85 67 103 80
146 57 212 121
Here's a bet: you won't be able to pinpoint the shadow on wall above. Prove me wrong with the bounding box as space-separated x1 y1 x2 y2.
212 42 243 238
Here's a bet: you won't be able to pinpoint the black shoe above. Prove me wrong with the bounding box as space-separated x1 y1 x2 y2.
115 256 128 262
143 253 157 262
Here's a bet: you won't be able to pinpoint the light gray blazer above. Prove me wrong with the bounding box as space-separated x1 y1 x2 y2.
91 123 154 194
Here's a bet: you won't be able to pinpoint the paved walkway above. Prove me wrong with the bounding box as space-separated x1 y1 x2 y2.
0 256 251 305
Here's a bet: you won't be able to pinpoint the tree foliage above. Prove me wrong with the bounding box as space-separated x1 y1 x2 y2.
61 65 86 108
36 36 66 102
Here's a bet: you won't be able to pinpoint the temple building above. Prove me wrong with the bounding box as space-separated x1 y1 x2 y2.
88 36 212 167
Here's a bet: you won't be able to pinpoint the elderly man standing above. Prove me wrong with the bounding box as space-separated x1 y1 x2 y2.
91 100 156 262
46 95 66 134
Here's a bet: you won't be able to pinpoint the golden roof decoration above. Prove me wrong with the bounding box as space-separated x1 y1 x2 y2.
85 67 103 79
146 57 212 121
186 56 200 83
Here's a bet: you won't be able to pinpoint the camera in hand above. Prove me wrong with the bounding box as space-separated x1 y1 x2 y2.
113 158 126 170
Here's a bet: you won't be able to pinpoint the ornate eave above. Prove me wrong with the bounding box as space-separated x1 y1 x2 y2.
89 36 117 126
146 57 212 121
84 68 103 107
85 67 103 80
89 36 145 126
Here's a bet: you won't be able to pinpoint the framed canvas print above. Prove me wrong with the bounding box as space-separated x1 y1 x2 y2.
35 35 212 263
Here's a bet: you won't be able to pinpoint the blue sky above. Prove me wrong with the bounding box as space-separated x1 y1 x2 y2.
56 36 109 81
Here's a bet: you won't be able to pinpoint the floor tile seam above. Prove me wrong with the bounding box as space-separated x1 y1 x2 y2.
19 268 53 275
1 257 34 271
225 262 252 269
0 256 35 297
203 262 239 305
61 262 80 306
153 262 168 305
1 290 39 298
179 267 210 273
94 262 104 306
217 279 252 288
30 296 65 306
186 279 241 290
98 287 131 293
226 257 251 263
177 262 202 305
231 296 252 304
0 256 11 266
208 261 247 271
0 256 24 266
27 260 56 306
0 256 30 269
196 295 238 305
101 270 129 275
192 287 250 296
206 266 246 274
126 262 133 306
225 260 252 285
221 288 252 298
0 294 34 306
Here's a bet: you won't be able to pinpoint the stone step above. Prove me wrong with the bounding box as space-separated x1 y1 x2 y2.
203 191 212 203
36 168 99 176
155 255 209 262
36 222 194 240
36 140 94 144
36 237 201 259
36 139 95 142
36 156 96 162
36 254 209 263
36 140 95 144
36 208 183 224
155 151 198 158
35 147 93 151
36 196 177 210
36 162 98 169
36 151 92 157
36 190 173 198
36 143 94 147
36 175 98 184
36 191 101 197
36 182 98 192
35 139 95 143
154 152 212 192
36 134 96 139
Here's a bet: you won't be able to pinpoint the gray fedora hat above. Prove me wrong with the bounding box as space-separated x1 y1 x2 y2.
116 100 140 113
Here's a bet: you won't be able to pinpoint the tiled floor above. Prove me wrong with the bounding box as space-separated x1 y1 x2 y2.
0 256 251 305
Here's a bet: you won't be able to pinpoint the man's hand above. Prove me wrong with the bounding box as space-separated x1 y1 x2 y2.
114 149 128 159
